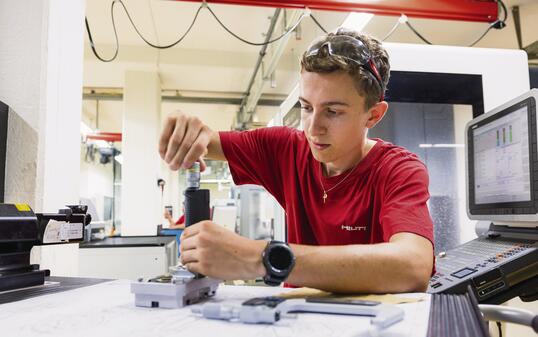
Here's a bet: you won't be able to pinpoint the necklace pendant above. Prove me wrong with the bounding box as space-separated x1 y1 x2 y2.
323 191 327 204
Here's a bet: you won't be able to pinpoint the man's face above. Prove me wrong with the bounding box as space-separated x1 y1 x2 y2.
299 70 371 168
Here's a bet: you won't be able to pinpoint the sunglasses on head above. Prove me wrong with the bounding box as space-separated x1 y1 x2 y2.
305 35 385 102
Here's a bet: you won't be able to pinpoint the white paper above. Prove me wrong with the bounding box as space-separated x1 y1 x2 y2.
43 220 83 243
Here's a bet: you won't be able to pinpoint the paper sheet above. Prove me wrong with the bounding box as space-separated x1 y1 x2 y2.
277 287 425 304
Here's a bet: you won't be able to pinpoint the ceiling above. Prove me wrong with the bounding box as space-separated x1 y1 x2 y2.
82 0 538 132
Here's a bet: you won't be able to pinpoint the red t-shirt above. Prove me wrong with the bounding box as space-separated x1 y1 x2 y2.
219 126 434 248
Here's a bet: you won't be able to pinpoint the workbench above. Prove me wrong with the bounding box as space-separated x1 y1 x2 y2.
0 277 430 337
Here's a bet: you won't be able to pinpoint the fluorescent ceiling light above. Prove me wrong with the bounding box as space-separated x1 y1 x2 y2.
419 144 465 148
200 179 232 184
340 12 374 31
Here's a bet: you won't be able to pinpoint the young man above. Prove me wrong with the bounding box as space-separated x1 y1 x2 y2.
159 29 434 293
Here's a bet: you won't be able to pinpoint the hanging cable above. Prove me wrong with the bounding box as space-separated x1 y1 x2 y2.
468 0 507 47
204 5 310 46
403 0 507 47
382 15 405 41
309 13 328 34
86 0 310 62
115 0 203 49
85 3 119 62
85 0 203 61
467 24 497 47
405 19 433 45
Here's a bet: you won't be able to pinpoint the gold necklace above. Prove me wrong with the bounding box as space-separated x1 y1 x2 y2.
319 163 359 204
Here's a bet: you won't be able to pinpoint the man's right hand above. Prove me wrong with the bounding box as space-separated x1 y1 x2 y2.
159 112 215 171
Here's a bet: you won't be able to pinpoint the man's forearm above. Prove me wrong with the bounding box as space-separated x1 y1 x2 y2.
285 238 432 293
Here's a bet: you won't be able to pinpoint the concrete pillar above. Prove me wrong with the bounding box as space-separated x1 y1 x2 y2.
0 0 84 211
121 71 162 236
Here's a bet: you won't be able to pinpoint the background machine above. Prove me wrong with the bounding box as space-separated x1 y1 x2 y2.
0 204 89 292
428 90 538 304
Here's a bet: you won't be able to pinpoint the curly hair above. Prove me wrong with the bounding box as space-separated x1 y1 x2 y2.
301 28 390 110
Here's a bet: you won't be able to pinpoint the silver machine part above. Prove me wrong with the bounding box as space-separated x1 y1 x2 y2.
236 185 272 240
192 298 405 329
186 162 201 189
131 265 220 308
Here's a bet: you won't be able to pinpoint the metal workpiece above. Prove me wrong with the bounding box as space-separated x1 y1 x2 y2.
192 302 281 323
131 266 220 308
192 303 241 321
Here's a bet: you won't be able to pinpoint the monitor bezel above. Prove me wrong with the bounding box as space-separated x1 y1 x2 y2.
0 101 8 203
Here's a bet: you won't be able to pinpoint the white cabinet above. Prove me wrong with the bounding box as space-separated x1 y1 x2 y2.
78 237 177 280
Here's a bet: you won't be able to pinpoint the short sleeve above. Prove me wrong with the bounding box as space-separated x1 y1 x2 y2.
379 160 435 246
219 127 293 203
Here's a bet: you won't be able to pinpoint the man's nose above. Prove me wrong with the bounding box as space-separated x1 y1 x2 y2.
308 109 326 135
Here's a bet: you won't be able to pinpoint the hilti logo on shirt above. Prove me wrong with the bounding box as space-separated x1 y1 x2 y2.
341 225 367 231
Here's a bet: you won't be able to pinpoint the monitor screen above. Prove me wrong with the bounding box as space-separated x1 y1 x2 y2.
473 105 531 204
467 95 537 217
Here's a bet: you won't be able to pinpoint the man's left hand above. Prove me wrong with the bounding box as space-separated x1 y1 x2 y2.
180 221 266 280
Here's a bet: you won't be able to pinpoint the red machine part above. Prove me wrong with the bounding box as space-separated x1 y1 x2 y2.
86 132 122 142
178 0 499 23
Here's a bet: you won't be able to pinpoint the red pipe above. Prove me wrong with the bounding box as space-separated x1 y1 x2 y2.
86 132 122 142
178 0 499 23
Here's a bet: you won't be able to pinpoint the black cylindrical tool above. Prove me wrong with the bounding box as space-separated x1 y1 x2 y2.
184 189 210 227
184 162 210 227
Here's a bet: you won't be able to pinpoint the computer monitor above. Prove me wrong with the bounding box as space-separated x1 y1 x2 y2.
467 89 538 226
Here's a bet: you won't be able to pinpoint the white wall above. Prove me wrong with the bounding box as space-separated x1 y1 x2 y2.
385 43 530 112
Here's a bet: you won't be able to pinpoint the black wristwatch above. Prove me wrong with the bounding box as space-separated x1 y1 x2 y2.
262 240 296 286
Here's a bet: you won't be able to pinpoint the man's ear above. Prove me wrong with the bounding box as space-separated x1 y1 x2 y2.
365 101 388 129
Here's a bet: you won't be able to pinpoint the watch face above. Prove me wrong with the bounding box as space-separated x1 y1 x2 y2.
269 245 293 271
